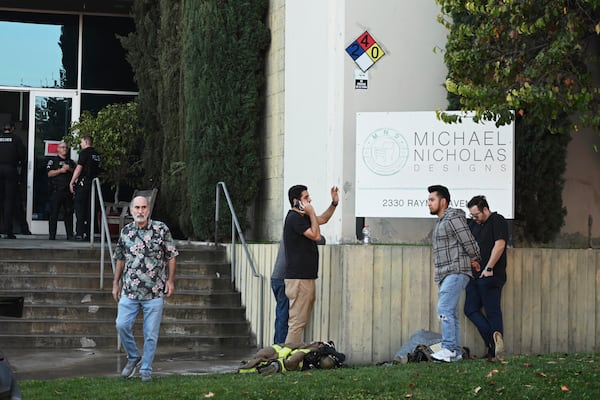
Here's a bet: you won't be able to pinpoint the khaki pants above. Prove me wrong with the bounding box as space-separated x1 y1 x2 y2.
284 279 316 344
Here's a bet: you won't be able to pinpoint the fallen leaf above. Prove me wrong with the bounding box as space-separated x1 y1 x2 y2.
561 385 569 392
489 381 496 386
523 362 532 368
203 392 215 398
486 369 499 378
408 383 416 388
405 394 413 398
241 391 249 395
474 386 482 394
536 372 547 377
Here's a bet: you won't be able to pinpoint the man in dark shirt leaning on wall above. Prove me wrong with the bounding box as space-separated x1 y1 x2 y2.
464 195 509 360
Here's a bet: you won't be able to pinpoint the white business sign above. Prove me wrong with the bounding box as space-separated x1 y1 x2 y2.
356 111 514 218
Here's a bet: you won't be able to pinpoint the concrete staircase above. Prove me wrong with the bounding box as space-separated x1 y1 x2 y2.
0 244 255 351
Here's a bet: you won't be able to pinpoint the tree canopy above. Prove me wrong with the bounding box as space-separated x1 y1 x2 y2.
66 102 143 204
436 0 600 138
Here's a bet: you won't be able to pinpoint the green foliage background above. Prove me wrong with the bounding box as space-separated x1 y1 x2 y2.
183 0 270 240
437 0 600 243
121 0 269 239
66 102 143 205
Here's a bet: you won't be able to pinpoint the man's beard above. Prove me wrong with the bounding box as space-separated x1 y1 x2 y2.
134 214 147 223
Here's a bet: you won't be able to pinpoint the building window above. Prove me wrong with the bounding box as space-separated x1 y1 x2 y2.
0 11 78 89
81 15 136 91
81 93 136 114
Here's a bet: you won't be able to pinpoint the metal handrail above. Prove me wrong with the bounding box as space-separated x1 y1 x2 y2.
215 181 264 348
90 178 116 288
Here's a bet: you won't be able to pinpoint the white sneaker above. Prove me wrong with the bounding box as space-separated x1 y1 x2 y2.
431 348 456 362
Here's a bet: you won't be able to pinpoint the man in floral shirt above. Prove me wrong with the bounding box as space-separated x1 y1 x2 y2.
112 195 178 382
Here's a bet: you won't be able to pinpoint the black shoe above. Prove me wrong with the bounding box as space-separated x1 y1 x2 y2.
482 343 495 361
5 234 16 239
49 236 56 240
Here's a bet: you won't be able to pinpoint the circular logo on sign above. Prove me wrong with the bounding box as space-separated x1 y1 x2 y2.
362 128 409 176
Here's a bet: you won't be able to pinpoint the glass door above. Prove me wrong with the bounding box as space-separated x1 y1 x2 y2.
27 90 80 235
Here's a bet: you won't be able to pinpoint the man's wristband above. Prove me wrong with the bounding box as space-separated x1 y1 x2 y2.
331 201 338 207
485 266 493 272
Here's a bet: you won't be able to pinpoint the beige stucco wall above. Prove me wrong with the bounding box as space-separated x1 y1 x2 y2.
257 0 286 240
340 1 448 244
559 37 600 246
561 128 600 245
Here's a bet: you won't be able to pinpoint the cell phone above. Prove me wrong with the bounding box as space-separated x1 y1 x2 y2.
293 200 304 211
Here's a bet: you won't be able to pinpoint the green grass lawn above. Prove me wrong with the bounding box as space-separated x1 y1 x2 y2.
19 353 600 400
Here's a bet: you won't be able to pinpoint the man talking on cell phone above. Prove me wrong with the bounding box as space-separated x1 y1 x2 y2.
282 184 339 345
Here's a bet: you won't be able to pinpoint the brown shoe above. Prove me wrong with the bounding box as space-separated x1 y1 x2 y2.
493 331 504 358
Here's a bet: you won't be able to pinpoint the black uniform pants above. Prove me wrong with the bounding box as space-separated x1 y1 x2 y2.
74 179 92 238
49 188 74 239
0 164 17 235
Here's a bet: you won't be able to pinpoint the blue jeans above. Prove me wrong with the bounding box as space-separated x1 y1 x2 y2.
271 278 289 344
464 276 505 347
116 296 164 376
437 273 470 353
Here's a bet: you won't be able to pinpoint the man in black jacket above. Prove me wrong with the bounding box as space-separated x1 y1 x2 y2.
47 141 76 240
0 122 25 239
69 135 100 241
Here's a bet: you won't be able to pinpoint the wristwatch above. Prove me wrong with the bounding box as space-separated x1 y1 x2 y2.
485 266 493 272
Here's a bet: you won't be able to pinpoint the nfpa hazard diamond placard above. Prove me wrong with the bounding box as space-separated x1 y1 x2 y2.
345 31 385 72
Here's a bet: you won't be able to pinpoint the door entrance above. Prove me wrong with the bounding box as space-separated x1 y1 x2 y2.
27 90 79 235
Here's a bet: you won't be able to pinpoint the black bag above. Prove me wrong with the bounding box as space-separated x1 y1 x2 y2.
407 344 434 362
301 341 346 370
0 297 23 318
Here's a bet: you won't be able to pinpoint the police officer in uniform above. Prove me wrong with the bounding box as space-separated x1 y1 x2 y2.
0 122 25 239
46 141 76 240
69 135 100 241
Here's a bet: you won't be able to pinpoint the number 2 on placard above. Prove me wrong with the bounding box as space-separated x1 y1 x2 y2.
348 43 361 58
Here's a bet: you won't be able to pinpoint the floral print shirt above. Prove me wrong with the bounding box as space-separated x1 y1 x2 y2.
114 219 179 300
